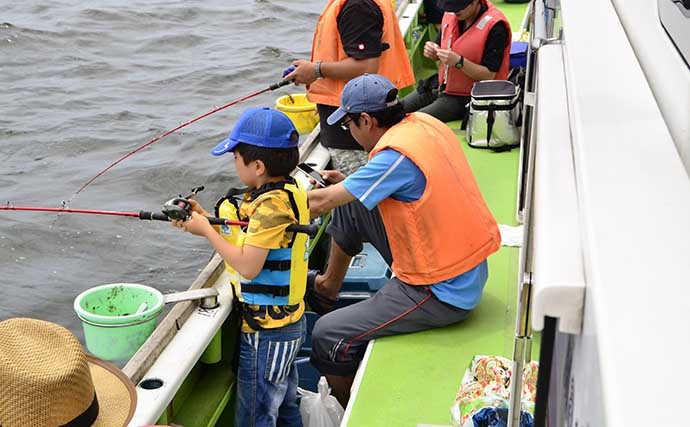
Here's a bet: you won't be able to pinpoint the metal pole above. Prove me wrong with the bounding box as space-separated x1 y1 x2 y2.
508 273 534 427
507 2 543 422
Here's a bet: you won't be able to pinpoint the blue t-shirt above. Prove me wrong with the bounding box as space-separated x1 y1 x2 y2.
342 148 488 310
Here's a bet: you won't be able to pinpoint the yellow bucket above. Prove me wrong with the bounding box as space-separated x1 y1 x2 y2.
275 93 319 135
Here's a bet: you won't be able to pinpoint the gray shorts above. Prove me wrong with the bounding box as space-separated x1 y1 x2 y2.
309 277 471 376
401 89 470 123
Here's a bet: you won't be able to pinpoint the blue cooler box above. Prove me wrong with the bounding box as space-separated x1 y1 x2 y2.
340 242 391 294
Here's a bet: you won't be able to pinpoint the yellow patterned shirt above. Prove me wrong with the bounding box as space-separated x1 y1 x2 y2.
238 189 305 332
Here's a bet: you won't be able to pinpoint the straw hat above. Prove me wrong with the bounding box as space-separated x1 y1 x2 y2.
0 318 137 427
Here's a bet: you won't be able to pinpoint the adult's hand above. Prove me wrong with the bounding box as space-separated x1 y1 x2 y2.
424 41 440 60
307 169 347 188
436 48 461 67
284 59 318 85
320 170 347 184
282 65 297 78
307 183 356 218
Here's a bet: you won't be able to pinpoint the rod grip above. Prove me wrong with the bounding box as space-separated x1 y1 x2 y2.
139 211 171 221
269 79 292 91
207 217 229 226
207 217 317 237
286 224 319 238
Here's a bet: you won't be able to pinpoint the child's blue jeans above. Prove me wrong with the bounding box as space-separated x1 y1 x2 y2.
236 315 307 427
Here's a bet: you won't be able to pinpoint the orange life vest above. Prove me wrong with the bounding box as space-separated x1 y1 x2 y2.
308 0 415 106
369 112 501 284
438 0 511 96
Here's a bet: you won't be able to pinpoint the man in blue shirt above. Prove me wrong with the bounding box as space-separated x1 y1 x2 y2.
306 74 499 406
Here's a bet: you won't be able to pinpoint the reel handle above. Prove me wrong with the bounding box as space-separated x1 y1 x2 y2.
285 223 319 238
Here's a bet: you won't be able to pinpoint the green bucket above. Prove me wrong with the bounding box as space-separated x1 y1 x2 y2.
74 283 164 362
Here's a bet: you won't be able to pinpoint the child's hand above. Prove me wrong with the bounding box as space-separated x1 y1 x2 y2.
172 211 213 237
186 198 210 216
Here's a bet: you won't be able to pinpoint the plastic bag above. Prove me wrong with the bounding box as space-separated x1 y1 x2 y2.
299 376 344 427
471 406 534 427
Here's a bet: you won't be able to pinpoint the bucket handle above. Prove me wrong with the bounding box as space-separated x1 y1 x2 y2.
163 288 219 309
76 314 161 328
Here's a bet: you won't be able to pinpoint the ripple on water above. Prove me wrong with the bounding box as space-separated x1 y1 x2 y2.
0 0 322 334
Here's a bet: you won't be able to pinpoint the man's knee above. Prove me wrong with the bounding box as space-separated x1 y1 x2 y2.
311 312 339 348
326 205 365 256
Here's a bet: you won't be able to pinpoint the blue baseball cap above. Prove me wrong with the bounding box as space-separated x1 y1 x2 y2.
326 74 400 126
211 107 298 156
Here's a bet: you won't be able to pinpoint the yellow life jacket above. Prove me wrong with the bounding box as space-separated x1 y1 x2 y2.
214 178 309 306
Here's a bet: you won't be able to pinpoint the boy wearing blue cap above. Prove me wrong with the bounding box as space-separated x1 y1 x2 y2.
173 107 310 427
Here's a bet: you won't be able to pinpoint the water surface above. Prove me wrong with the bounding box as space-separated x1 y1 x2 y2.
0 0 321 338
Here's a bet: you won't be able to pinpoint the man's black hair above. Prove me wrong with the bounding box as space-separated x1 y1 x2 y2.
234 136 299 178
351 88 406 128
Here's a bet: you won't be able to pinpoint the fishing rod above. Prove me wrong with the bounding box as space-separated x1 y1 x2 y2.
0 204 250 225
72 78 292 197
1 190 318 237
0 204 317 237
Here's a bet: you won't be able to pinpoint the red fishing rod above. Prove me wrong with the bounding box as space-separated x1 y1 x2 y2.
72 79 291 197
1 198 318 237
0 204 250 226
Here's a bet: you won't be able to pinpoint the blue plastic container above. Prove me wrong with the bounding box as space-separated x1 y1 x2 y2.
295 357 320 392
510 41 528 69
296 312 320 391
341 243 391 293
299 311 319 356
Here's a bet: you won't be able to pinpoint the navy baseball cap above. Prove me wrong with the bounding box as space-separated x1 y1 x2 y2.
211 107 298 156
437 0 474 12
326 74 400 126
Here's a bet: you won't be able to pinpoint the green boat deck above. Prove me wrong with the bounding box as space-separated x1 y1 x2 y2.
345 124 538 426
345 4 533 424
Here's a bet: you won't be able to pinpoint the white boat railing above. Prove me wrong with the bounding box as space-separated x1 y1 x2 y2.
521 0 690 426
530 42 585 336
127 262 235 426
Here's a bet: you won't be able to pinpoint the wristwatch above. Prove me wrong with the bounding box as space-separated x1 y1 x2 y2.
315 61 323 79
454 56 465 70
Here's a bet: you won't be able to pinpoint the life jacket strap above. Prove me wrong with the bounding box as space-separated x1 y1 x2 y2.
241 283 290 297
263 259 292 271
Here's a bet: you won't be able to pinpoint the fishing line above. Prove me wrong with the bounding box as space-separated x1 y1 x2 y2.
69 79 291 201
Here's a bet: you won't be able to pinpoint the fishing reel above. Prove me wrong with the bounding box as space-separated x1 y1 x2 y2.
162 197 191 221
161 186 204 221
